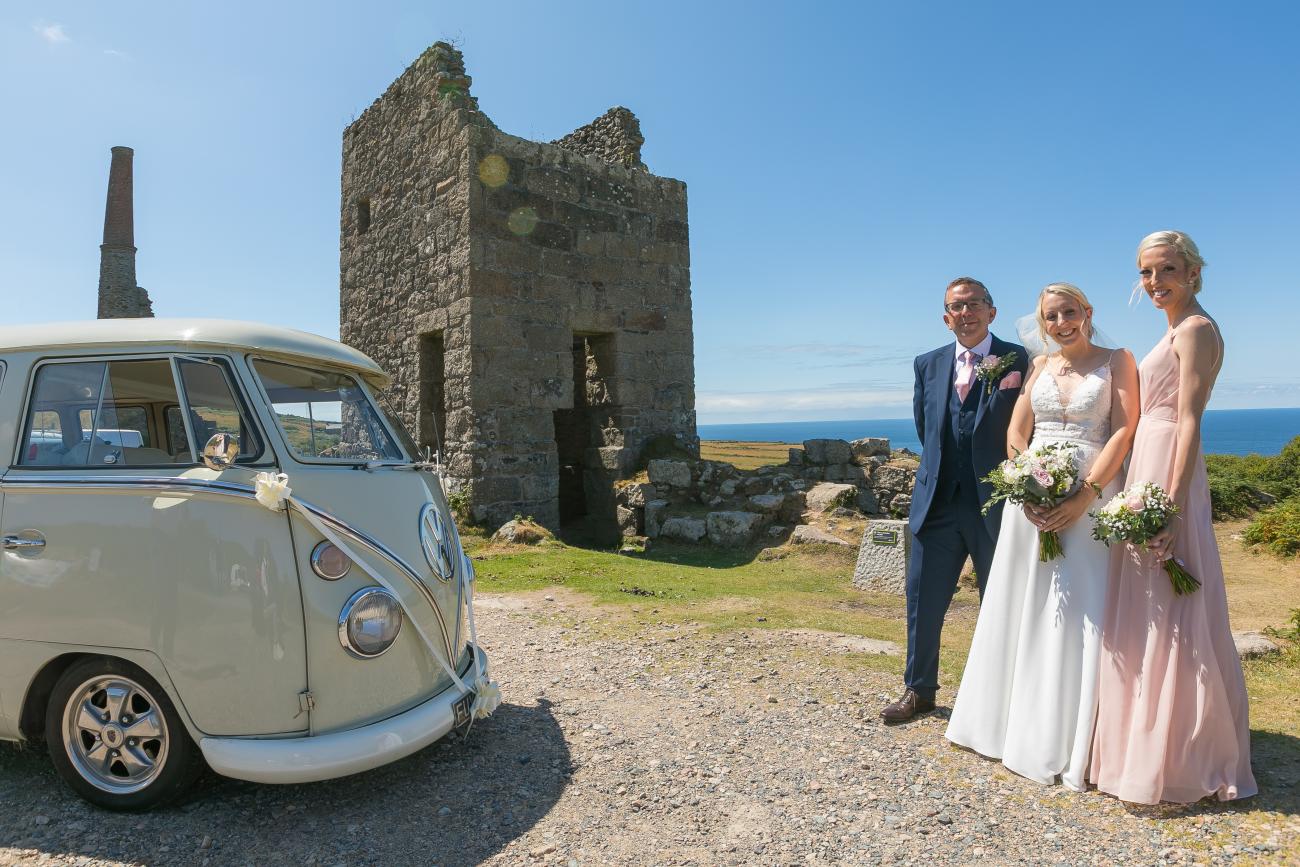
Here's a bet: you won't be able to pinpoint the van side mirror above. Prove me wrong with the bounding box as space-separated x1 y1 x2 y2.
202 433 239 471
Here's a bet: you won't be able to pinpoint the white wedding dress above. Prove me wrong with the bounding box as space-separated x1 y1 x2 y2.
945 358 1119 791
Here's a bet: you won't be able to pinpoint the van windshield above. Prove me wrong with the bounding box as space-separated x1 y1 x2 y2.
253 359 407 463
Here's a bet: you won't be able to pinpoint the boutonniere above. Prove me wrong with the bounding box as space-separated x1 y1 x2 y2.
975 352 1019 395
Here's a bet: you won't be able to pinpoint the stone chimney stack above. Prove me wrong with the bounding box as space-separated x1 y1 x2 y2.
97 146 154 319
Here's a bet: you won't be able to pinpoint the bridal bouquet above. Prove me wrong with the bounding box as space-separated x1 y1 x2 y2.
981 441 1079 561
1090 482 1200 595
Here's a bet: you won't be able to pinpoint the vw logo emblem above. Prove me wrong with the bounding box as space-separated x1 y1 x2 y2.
419 503 456 582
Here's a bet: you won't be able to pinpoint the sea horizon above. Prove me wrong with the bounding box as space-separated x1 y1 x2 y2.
698 406 1300 457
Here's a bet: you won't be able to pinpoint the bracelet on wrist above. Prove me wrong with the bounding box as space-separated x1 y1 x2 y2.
1085 480 1103 499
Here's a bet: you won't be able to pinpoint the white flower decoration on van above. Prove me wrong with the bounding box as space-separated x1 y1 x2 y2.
471 679 501 718
254 472 292 511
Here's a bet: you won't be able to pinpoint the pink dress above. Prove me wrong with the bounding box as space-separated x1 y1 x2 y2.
1089 318 1257 803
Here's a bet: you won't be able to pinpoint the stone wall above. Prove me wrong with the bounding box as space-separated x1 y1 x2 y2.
552 107 647 170
615 438 918 547
340 42 696 533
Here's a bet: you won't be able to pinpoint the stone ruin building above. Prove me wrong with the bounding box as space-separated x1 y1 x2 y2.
340 42 696 535
97 146 154 319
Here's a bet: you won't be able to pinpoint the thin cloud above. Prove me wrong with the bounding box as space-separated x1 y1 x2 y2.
104 48 132 60
807 354 916 369
698 380 911 414
33 22 70 44
1209 379 1300 407
734 342 897 357
723 342 916 371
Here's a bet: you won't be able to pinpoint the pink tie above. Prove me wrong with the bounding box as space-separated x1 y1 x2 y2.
956 350 975 402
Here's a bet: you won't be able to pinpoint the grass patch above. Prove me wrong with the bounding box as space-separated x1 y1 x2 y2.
469 533 980 689
699 440 798 471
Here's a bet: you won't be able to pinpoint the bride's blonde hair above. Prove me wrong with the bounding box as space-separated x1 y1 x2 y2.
1035 282 1094 346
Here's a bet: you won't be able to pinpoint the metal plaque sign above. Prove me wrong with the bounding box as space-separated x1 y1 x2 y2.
871 529 899 546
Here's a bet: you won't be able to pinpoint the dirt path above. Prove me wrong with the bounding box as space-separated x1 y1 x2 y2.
2 590 1296 866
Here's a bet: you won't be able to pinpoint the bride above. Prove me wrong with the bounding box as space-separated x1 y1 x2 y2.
945 282 1138 790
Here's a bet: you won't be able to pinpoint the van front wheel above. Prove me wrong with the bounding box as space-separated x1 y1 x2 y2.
46 658 203 811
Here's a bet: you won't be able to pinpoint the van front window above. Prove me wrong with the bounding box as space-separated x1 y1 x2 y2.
253 359 405 462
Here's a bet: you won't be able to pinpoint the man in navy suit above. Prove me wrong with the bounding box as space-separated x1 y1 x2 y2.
881 277 1028 723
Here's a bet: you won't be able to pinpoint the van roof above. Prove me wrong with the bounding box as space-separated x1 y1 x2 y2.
0 319 389 387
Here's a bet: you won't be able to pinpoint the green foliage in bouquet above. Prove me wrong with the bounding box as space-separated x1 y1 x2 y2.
1091 482 1200 595
981 441 1079 562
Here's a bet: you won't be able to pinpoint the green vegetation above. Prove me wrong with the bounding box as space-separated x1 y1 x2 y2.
1206 436 1300 557
1244 498 1300 557
446 487 472 524
1265 607 1300 643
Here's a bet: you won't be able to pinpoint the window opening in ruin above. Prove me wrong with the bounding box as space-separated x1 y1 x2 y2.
418 331 446 457
554 333 620 540
356 198 371 234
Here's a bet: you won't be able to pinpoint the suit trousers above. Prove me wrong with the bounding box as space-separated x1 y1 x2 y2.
903 480 997 700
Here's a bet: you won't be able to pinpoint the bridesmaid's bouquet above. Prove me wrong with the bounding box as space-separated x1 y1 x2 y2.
981 442 1079 561
1090 482 1201 595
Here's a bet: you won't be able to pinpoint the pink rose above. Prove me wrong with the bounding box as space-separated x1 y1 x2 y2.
1125 494 1146 512
1032 468 1053 487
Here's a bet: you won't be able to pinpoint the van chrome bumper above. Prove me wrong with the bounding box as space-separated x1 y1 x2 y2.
199 644 487 784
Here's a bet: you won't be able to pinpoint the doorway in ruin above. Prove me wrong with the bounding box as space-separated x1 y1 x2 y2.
417 331 446 458
553 333 620 541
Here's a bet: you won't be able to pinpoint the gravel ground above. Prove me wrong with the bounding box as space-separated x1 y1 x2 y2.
1 589 1296 866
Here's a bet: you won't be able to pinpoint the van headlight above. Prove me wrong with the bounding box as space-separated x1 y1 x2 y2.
338 588 403 658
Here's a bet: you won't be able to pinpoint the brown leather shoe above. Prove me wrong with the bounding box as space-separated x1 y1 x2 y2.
880 688 936 724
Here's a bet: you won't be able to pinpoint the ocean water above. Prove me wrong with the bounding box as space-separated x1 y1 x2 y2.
698 407 1300 457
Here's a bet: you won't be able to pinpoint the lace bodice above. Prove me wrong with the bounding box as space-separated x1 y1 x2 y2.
1029 360 1114 466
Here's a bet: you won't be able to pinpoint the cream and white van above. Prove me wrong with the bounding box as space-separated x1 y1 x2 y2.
0 319 494 811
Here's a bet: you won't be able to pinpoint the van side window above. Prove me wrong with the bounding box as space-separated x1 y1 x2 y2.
175 359 262 462
20 359 179 467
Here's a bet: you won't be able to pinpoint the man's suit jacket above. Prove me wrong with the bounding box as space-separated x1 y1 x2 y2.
908 334 1028 537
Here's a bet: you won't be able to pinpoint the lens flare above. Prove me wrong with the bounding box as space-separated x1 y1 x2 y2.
478 154 508 188
508 206 539 236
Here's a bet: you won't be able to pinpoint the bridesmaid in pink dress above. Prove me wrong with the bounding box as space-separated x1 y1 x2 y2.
1089 230 1257 804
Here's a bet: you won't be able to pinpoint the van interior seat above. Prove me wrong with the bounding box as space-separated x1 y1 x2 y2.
27 444 68 466
59 442 122 467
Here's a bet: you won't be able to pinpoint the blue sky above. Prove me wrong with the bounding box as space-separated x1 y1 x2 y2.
2 1 1296 424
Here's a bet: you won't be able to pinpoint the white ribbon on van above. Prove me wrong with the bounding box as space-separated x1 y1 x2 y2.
252 471 501 724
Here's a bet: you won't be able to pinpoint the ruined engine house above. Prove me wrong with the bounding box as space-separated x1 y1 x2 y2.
340 43 696 532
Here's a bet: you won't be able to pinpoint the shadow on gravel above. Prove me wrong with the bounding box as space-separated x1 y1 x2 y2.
0 699 571 866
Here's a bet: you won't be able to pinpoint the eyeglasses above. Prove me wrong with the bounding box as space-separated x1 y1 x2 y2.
945 299 991 314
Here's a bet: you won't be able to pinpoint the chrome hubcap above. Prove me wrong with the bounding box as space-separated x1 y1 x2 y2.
62 675 168 794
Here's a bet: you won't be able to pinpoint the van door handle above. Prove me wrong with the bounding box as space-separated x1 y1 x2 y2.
3 534 46 551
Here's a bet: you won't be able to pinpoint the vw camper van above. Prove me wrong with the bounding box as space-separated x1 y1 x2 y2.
0 319 492 810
